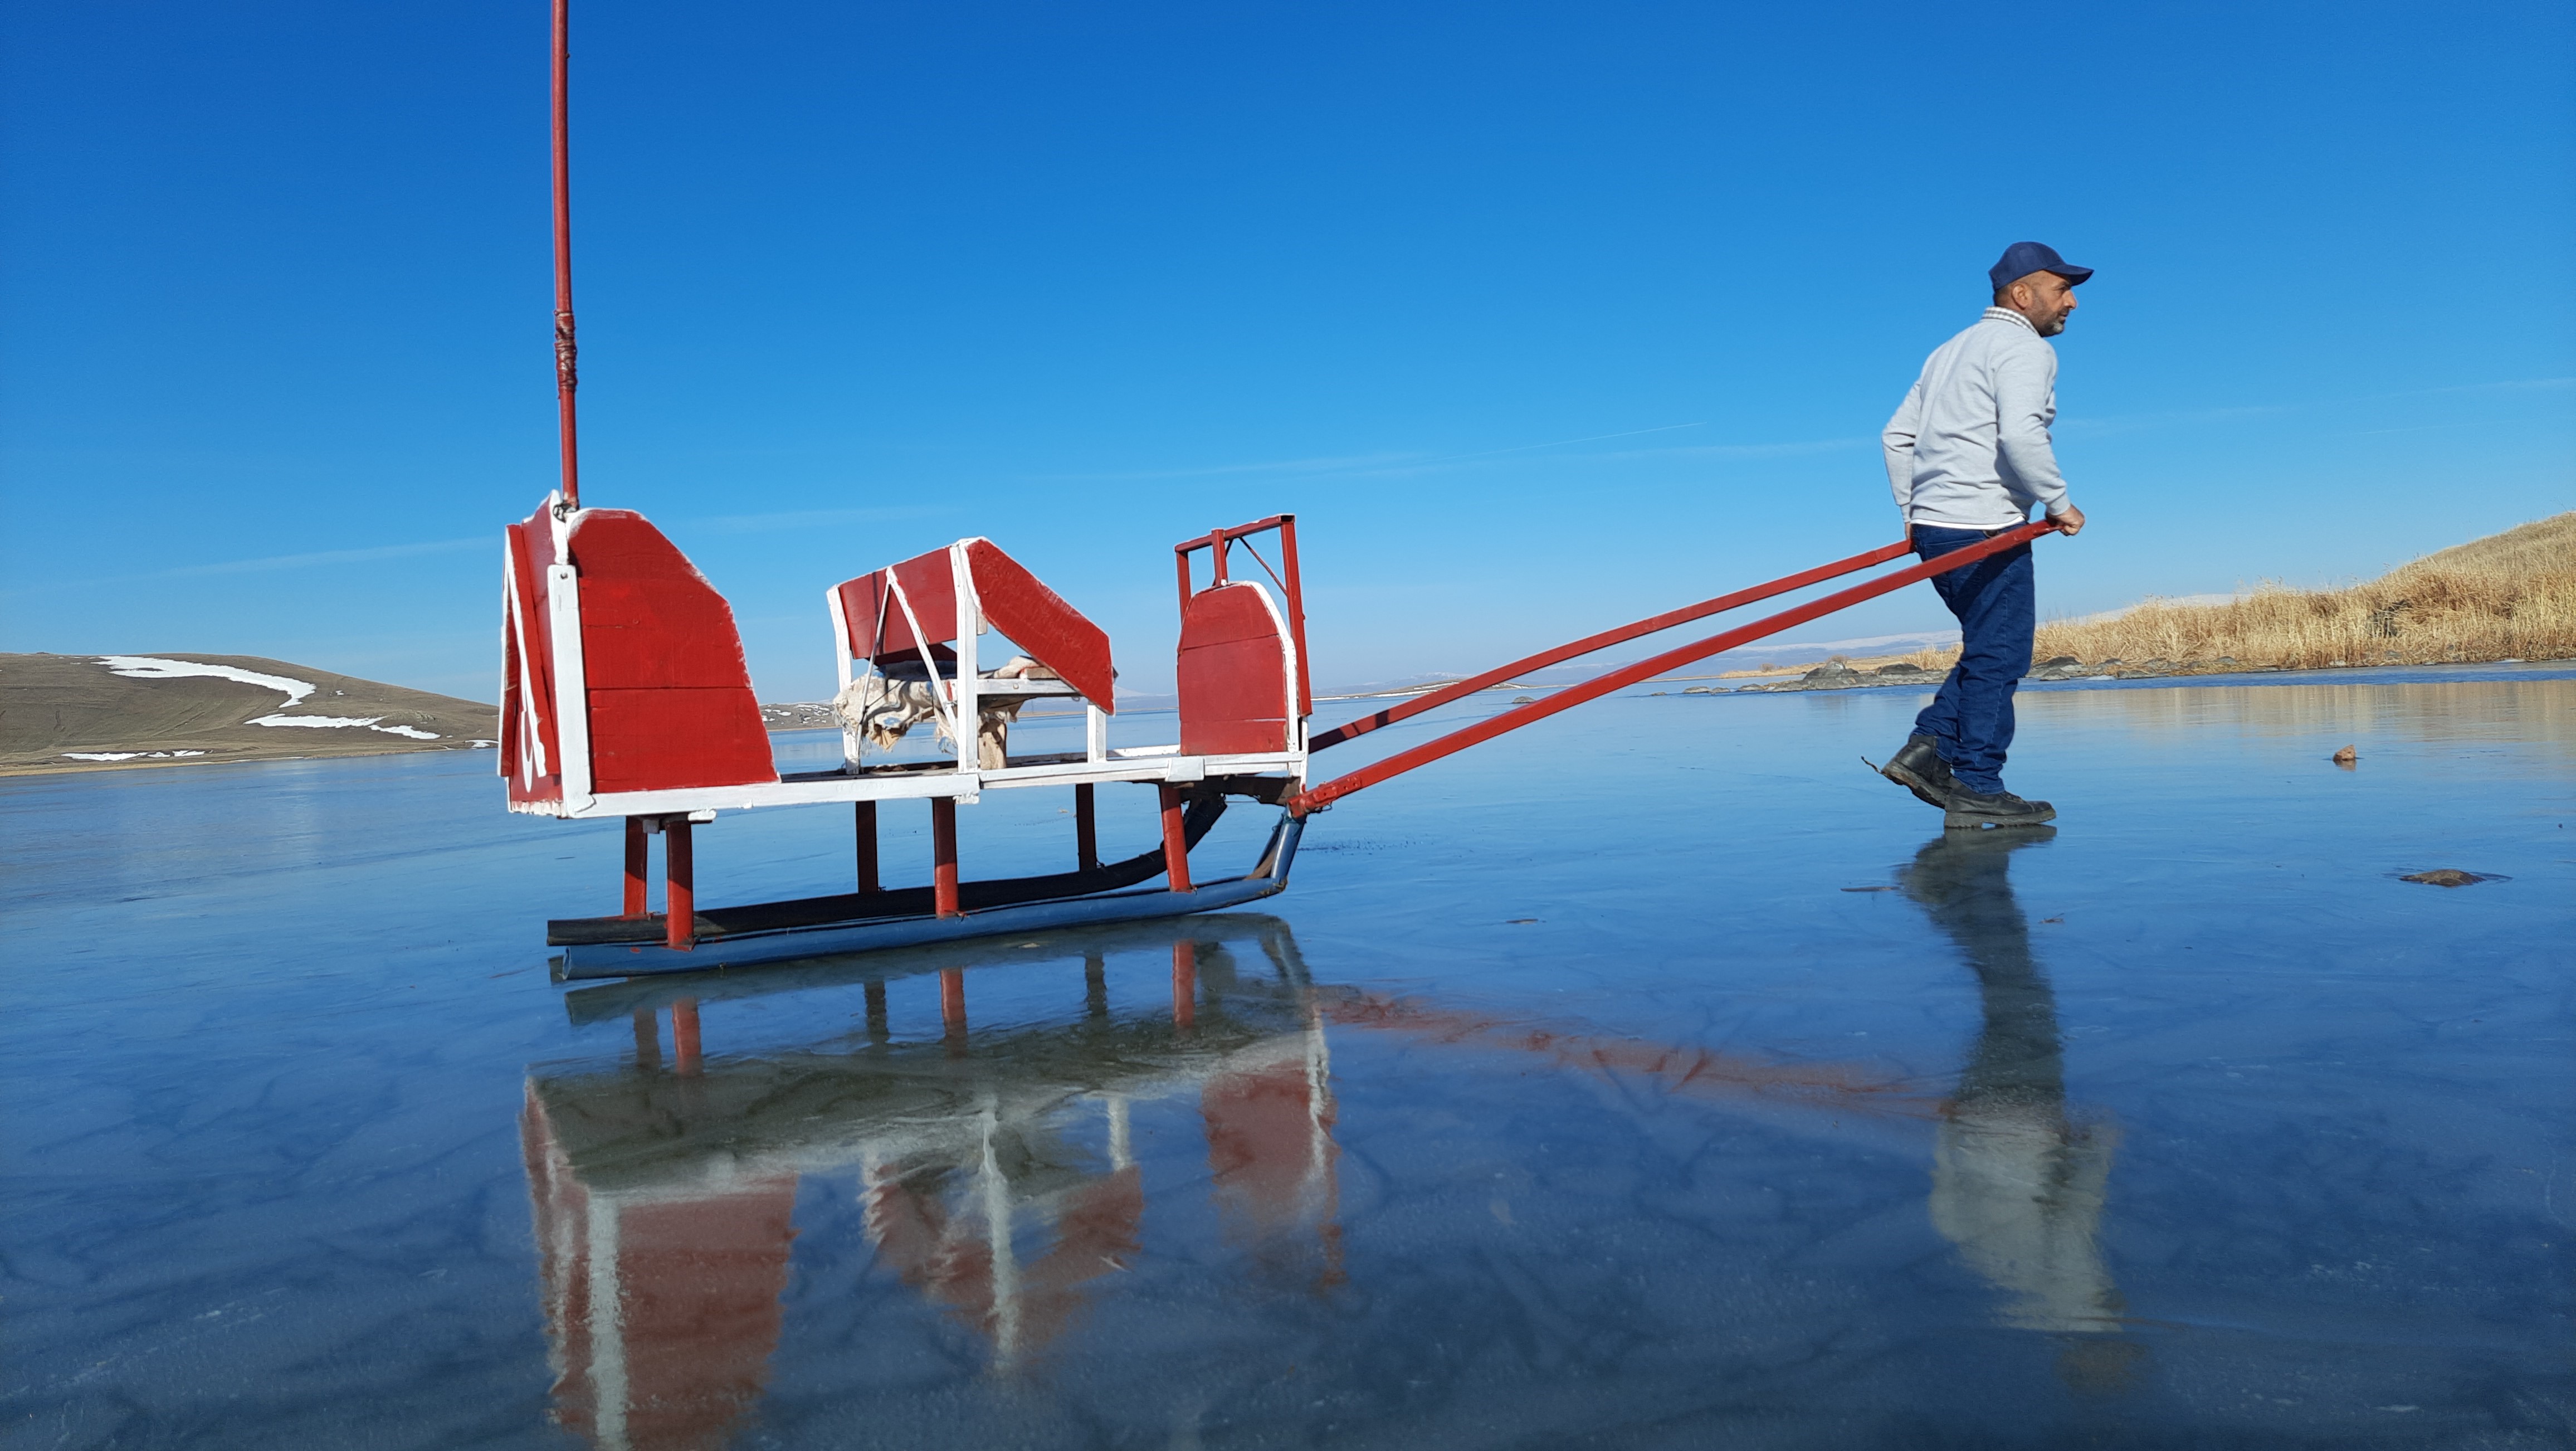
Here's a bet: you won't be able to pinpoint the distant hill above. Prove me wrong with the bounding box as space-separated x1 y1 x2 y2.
1 653 496 776
2032 510 2576 673
2405 510 2575 578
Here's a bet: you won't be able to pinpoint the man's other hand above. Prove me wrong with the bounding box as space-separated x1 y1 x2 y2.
2050 505 2086 537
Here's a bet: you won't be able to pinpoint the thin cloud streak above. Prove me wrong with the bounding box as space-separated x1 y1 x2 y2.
1035 421 1716 485
160 538 488 576
2 537 490 596
1599 437 1870 461
1031 450 1424 483
687 504 950 533
2060 376 2572 440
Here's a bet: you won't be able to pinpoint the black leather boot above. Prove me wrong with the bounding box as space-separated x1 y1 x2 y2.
1881 734 1957 809
1943 788 2057 830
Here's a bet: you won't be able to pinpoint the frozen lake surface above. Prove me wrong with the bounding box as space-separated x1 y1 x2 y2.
6 667 2573 1449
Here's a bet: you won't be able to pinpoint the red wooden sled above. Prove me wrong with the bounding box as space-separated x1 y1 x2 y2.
510 0 2056 979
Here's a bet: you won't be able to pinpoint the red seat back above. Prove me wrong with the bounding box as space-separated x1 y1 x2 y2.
1178 581 1297 756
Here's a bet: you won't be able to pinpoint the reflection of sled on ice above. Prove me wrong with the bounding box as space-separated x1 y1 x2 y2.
508 0 2056 979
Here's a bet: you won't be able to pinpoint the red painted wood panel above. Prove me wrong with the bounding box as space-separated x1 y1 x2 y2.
833 548 957 661
567 511 777 793
502 508 564 804
963 539 1116 709
1178 582 1293 756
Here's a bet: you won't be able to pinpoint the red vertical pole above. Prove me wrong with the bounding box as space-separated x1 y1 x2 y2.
663 818 695 950
671 998 701 1075
1277 516 1311 719
930 796 959 917
549 0 580 509
853 800 880 894
621 816 648 917
1174 547 1196 617
1158 785 1193 893
1074 783 1099 872
1171 940 1197 1030
940 968 967 1038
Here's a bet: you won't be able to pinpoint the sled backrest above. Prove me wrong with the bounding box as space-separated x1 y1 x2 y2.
501 498 779 802
828 539 1116 709
1172 516 1310 757
1177 580 1299 756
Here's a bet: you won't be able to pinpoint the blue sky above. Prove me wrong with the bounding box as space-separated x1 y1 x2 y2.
5 0 2570 702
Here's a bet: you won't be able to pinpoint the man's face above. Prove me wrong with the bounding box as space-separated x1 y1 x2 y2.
2008 271 2079 336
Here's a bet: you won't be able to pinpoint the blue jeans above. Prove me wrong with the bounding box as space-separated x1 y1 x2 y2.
1909 524 2035 795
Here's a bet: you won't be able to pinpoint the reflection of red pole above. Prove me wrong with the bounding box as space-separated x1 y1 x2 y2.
940 969 967 1038
664 818 695 950
1171 941 1197 1031
1074 783 1098 872
1158 786 1192 893
931 798 960 917
672 998 702 1075
631 1006 661 1069
622 816 648 917
855 801 880 894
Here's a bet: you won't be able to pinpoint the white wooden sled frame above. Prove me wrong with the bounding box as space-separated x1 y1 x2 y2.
506 500 1305 824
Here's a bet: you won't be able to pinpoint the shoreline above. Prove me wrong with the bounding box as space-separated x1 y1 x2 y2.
1671 656 2576 698
13 659 2570 780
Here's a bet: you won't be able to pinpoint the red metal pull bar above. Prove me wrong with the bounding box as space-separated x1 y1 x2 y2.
1309 537 1917 754
1286 520 2058 816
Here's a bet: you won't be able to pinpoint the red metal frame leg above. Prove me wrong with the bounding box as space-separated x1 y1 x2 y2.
940 968 967 1038
622 816 648 917
663 818 695 951
671 998 701 1075
1172 940 1197 1030
1075 783 1099 872
1158 785 1192 893
930 797 960 917
855 801 880 894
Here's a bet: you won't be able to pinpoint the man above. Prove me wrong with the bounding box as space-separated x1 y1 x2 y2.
1878 241 2091 829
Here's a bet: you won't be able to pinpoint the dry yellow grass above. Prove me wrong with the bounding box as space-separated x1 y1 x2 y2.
2031 511 2576 672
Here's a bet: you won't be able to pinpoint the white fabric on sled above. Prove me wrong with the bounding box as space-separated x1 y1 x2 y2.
833 655 1057 770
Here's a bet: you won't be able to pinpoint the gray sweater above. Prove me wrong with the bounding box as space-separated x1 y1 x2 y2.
1882 306 2075 530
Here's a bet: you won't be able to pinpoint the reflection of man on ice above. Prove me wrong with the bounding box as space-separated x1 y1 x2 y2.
1879 242 2092 829
1903 827 2124 1337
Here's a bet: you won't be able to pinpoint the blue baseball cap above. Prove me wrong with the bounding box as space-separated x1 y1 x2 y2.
1989 241 2093 290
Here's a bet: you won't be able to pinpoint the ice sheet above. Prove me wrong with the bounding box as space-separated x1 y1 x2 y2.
7 669 2572 1448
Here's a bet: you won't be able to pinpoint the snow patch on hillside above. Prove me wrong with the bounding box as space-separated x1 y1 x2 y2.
99 656 316 708
246 713 441 740
95 656 439 739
